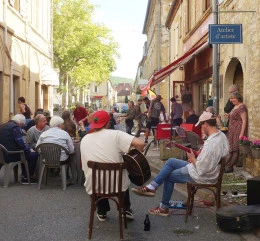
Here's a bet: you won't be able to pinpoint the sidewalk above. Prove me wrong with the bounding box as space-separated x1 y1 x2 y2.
142 136 260 241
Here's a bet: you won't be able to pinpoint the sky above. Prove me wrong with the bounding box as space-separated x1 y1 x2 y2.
90 0 148 80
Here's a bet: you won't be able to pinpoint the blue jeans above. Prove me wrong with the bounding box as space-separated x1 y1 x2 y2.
151 158 194 209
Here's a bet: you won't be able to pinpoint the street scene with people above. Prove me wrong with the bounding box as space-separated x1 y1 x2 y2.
0 1 260 241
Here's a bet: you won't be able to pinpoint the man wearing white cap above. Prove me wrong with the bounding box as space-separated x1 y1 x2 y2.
132 111 229 217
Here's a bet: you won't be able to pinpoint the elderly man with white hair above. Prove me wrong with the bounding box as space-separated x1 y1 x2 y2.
36 116 74 161
0 114 38 184
26 114 50 150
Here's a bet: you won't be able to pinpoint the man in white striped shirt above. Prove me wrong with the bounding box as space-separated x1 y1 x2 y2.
132 111 228 217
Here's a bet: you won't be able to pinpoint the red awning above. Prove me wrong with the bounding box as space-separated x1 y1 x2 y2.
150 41 208 87
140 77 153 96
92 96 103 99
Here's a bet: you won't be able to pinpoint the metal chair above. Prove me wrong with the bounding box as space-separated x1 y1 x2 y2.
0 144 30 187
36 143 76 190
175 126 191 159
185 131 203 151
87 161 128 240
185 156 227 222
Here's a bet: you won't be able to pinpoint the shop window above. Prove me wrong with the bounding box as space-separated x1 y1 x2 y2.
9 0 15 7
198 80 212 113
204 0 211 11
13 0 20 12
186 0 191 33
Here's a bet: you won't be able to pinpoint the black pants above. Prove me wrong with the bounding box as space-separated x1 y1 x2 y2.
125 119 134 135
96 189 131 215
172 118 183 127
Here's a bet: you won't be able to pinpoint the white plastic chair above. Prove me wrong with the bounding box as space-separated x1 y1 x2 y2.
36 143 76 190
0 144 30 187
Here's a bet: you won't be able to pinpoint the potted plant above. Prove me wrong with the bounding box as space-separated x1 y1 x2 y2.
238 136 251 155
250 140 260 159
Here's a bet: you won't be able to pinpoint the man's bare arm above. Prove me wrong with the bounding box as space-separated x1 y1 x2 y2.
130 137 145 152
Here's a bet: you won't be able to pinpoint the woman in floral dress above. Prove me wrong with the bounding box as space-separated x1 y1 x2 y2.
225 91 247 172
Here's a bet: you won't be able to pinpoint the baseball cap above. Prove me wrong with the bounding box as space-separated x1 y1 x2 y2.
90 110 110 129
157 95 163 100
195 111 214 126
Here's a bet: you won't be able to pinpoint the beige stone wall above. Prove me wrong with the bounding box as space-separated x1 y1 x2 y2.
143 1 171 75
0 1 54 123
219 0 260 139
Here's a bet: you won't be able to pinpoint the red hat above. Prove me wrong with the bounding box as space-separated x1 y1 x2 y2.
90 110 110 129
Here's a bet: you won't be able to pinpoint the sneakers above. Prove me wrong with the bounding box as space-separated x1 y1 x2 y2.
145 140 148 144
97 213 107 222
125 209 134 220
132 186 156 196
148 206 169 217
21 177 38 185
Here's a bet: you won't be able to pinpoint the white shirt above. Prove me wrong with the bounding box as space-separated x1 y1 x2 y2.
187 131 229 183
36 127 74 161
81 129 134 194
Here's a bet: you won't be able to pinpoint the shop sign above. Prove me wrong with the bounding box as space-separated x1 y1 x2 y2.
209 24 243 44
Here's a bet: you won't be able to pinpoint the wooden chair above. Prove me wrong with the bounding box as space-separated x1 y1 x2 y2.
185 156 227 222
36 143 76 190
0 144 30 187
143 140 153 156
87 161 128 240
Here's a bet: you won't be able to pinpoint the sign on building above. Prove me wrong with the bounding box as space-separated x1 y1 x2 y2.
209 24 243 44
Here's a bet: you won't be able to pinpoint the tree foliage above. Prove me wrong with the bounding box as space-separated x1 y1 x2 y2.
53 0 119 90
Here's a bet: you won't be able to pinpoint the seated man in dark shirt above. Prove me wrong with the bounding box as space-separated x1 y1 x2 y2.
0 114 38 184
23 108 44 132
186 110 199 125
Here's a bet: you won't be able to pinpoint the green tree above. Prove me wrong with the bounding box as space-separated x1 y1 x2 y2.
53 0 119 103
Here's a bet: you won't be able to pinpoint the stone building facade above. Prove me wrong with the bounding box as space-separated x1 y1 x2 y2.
141 0 172 112
137 0 260 175
138 0 260 139
218 0 260 139
0 0 57 123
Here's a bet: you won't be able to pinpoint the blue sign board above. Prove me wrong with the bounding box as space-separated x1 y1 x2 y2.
209 24 243 44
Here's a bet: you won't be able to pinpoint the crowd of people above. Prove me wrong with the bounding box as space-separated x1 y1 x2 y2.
0 86 248 221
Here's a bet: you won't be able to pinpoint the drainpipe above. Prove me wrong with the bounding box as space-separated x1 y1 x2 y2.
167 27 171 114
212 0 219 113
4 0 14 116
157 0 161 94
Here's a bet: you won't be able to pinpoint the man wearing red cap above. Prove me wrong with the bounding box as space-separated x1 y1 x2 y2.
81 110 145 222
